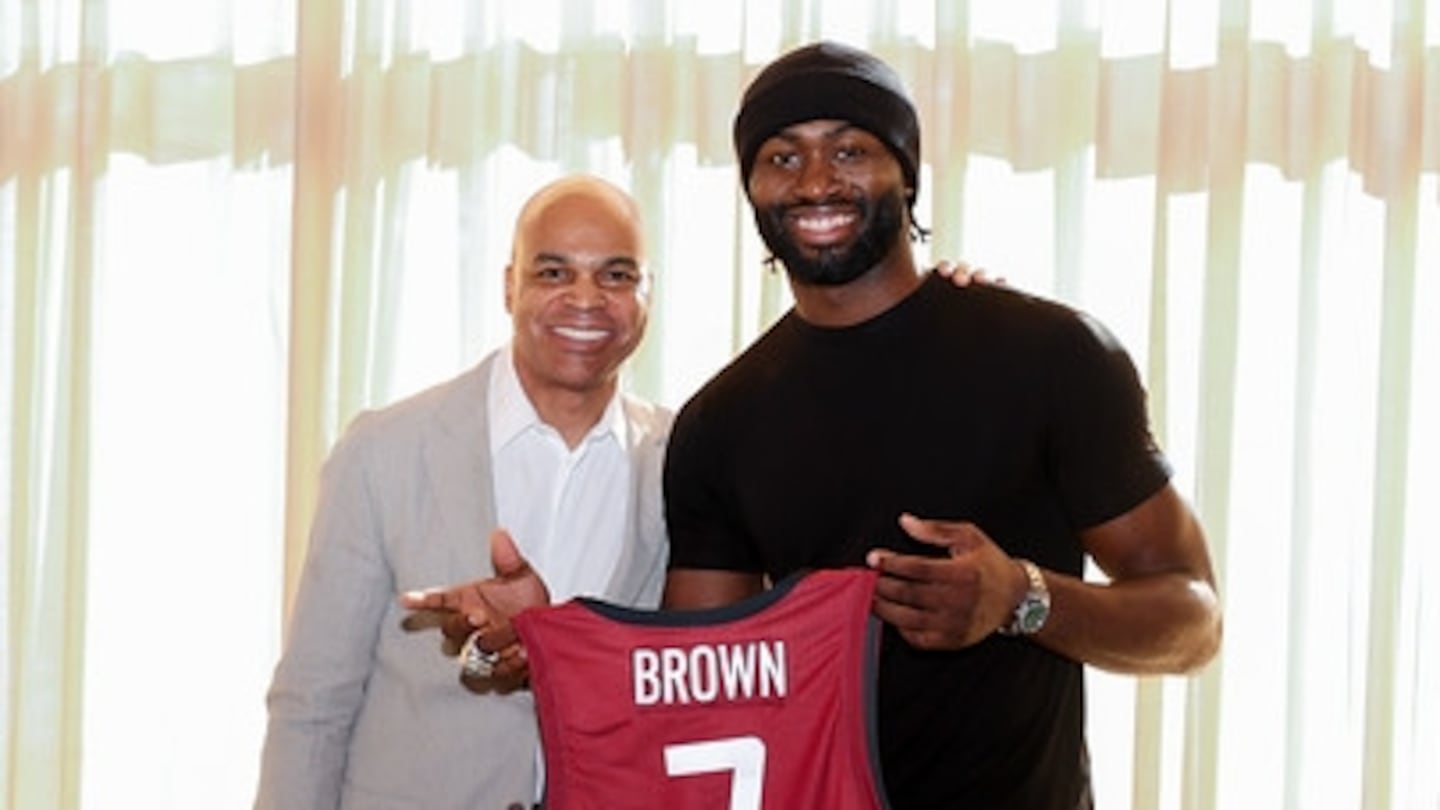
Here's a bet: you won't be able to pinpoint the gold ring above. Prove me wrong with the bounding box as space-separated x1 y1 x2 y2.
458 630 501 679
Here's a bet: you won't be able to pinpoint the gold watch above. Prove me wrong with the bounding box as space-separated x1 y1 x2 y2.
999 558 1050 636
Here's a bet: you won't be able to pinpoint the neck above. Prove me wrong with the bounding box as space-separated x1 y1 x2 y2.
518 376 617 450
788 248 923 328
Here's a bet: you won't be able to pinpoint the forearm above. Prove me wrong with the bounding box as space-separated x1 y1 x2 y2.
1032 567 1221 674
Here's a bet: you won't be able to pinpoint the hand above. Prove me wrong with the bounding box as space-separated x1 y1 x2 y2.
865 513 1027 650
934 259 1006 287
400 529 550 686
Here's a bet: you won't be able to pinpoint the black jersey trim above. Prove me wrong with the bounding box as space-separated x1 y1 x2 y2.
573 569 814 627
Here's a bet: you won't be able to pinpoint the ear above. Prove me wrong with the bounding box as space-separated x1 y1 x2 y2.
503 264 515 313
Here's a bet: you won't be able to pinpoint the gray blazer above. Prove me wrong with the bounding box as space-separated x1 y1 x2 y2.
255 352 672 810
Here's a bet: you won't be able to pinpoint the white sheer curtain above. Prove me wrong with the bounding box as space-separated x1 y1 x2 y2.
2 1 1437 809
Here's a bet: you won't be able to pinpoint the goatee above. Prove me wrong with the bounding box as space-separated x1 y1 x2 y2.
754 187 907 286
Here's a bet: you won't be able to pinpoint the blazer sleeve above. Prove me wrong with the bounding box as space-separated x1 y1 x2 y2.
254 414 394 810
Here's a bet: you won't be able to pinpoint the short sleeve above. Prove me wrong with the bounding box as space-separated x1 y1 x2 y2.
662 396 766 573
1044 311 1172 529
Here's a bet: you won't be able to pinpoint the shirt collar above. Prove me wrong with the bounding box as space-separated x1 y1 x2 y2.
489 343 626 454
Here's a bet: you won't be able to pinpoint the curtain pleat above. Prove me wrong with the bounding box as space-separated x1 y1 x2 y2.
5 1 103 806
1360 182 1422 810
6 177 91 810
3 3 1439 809
282 0 343 615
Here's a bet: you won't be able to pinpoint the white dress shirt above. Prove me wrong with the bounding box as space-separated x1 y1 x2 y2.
488 343 631 603
489 344 634 801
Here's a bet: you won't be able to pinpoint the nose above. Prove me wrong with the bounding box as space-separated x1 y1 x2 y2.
795 151 841 200
562 274 607 309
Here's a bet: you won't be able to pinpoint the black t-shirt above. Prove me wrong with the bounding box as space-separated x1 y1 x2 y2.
663 272 1171 809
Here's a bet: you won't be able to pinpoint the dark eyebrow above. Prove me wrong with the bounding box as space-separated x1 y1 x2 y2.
774 121 861 143
601 256 641 271
531 252 640 270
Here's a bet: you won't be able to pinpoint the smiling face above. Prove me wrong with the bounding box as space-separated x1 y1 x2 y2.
746 119 910 287
505 178 648 409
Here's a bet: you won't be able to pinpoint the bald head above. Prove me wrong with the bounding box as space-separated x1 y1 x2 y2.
504 175 649 441
510 175 645 266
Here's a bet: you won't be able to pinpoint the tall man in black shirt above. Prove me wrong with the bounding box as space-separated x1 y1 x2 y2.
405 40 1222 810
660 41 1222 808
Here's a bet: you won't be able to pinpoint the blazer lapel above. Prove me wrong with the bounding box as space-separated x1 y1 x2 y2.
603 394 673 606
415 355 671 603
422 354 500 579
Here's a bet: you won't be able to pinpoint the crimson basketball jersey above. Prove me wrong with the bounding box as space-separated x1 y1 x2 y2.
513 568 889 810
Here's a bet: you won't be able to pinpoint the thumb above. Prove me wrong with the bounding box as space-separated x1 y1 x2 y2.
898 512 977 556
490 528 531 579
488 528 552 607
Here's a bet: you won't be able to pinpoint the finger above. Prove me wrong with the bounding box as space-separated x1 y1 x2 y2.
457 640 529 693
949 260 975 284
865 546 937 582
874 578 988 651
459 668 517 693
870 593 935 633
398 588 448 609
469 620 519 653
491 643 530 680
865 512 967 571
870 597 953 650
442 611 481 646
446 593 514 650
898 513 981 554
403 584 473 612
871 569 937 611
973 270 1009 288
937 259 979 285
399 608 451 632
865 546 891 570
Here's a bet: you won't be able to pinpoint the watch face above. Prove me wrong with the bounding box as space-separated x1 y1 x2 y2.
1019 600 1048 634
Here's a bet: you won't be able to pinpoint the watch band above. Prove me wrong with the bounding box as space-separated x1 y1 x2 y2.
999 558 1050 636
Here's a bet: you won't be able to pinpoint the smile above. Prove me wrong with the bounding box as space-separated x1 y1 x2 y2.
794 211 857 233
787 207 859 245
553 325 610 343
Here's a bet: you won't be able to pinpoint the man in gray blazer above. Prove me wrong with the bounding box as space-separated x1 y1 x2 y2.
255 175 670 810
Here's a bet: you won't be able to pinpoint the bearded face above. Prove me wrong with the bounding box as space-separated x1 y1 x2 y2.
752 181 908 287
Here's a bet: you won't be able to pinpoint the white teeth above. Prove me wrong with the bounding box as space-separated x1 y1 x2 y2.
554 326 607 342
795 212 855 232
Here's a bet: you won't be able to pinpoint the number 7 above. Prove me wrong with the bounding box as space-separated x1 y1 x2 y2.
663 736 767 810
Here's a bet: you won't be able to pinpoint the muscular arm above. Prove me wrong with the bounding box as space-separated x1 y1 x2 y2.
868 484 1221 675
1037 485 1221 673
